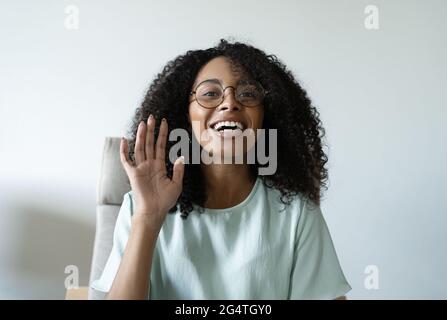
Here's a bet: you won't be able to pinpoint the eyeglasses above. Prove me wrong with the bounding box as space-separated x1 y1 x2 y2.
189 78 268 109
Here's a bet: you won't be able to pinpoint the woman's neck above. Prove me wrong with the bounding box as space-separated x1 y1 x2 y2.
201 164 256 210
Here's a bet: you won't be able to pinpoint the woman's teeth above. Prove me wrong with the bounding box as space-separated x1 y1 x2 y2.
210 121 244 138
212 121 244 131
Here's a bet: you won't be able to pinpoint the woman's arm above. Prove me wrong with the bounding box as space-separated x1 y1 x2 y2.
107 117 184 299
106 214 162 300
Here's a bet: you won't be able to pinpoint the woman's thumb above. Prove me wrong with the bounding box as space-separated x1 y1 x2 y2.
172 156 185 186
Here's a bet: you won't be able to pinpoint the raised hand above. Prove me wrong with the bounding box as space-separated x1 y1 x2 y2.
120 115 184 227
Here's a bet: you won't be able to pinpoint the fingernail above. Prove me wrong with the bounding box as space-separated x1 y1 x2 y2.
162 118 166 122
179 156 185 164
149 114 153 119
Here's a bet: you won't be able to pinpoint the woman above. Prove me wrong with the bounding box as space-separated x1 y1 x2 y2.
91 39 351 300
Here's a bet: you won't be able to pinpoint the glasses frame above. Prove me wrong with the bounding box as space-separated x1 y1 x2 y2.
189 79 268 109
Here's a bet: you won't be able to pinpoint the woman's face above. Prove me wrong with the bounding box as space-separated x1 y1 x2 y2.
188 56 264 162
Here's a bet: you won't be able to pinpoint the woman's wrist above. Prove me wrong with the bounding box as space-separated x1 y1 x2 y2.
132 211 165 232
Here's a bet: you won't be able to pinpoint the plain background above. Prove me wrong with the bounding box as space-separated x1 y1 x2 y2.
0 0 446 299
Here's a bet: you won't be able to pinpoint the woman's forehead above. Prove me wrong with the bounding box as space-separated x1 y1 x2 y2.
193 57 248 88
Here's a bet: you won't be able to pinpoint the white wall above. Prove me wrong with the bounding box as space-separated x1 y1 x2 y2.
0 0 446 299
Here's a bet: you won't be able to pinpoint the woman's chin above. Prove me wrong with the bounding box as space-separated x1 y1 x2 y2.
201 146 248 164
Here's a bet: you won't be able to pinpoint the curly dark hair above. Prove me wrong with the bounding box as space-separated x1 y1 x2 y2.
126 39 328 219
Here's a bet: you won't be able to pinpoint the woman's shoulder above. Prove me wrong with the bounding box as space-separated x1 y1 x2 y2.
260 179 327 230
120 190 135 217
259 178 308 213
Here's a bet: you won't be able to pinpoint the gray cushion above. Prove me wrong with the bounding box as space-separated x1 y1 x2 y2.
88 137 130 299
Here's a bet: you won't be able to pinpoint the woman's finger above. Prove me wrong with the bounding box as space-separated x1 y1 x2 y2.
135 121 146 165
146 115 155 159
120 137 133 172
155 118 168 160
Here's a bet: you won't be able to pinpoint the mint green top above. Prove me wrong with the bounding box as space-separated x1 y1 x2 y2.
91 178 351 299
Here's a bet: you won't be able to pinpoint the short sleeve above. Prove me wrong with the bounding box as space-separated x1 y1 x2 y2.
288 198 351 299
90 192 133 293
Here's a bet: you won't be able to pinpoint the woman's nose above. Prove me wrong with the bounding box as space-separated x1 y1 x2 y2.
217 87 241 111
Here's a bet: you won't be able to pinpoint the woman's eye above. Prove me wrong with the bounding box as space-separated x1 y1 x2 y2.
203 91 218 97
240 92 255 98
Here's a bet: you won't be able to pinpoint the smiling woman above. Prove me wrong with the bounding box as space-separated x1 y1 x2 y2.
90 39 351 300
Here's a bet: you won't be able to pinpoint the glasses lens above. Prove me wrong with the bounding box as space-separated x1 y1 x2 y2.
236 80 265 107
195 80 223 108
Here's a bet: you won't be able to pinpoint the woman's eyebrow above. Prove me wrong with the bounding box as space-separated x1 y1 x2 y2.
192 77 250 89
192 78 221 89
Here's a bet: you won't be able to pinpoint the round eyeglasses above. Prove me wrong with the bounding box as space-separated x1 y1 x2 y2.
189 79 268 109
